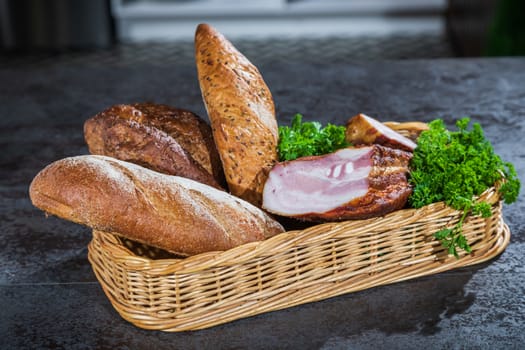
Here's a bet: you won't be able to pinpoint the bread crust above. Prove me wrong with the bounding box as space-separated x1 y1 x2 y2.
195 23 279 206
29 155 284 256
84 103 226 189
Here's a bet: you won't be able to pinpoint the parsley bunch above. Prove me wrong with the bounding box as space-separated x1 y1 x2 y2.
278 114 350 161
409 117 520 257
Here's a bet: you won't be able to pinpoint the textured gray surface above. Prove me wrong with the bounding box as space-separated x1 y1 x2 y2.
1 57 524 349
1 33 453 68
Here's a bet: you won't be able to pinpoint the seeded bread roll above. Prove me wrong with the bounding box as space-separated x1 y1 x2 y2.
84 103 226 189
195 23 279 207
29 155 285 256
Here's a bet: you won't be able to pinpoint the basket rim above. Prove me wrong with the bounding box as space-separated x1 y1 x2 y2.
88 221 510 332
90 183 503 274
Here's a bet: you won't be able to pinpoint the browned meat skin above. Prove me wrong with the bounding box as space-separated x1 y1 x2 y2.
84 103 226 189
346 114 417 152
292 145 412 222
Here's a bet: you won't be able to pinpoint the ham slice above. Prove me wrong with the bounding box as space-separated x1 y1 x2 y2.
346 114 417 151
262 145 412 221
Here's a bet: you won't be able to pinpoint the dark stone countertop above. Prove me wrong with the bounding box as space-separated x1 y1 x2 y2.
1 57 524 349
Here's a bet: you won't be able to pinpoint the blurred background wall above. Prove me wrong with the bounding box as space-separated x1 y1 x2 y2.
0 0 114 50
0 0 523 57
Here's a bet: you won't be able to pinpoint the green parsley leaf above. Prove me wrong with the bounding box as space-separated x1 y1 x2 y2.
409 117 520 257
278 114 350 161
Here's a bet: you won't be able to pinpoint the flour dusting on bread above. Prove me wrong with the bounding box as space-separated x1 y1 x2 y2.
29 155 284 256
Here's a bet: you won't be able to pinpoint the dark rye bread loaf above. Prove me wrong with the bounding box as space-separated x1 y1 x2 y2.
29 155 285 256
195 23 279 207
84 102 226 189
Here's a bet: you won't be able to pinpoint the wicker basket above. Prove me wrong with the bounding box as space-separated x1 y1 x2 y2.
87 183 509 332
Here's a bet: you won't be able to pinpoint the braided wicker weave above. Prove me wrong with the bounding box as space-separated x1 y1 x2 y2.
88 184 508 332
87 122 510 331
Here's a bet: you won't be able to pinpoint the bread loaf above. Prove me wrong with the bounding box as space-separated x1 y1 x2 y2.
195 23 279 206
29 155 285 256
84 103 226 189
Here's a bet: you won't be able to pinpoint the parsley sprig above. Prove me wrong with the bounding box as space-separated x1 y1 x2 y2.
409 118 520 257
278 114 350 161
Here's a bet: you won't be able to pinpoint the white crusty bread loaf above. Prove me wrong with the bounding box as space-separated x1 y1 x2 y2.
195 23 279 207
29 155 284 256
